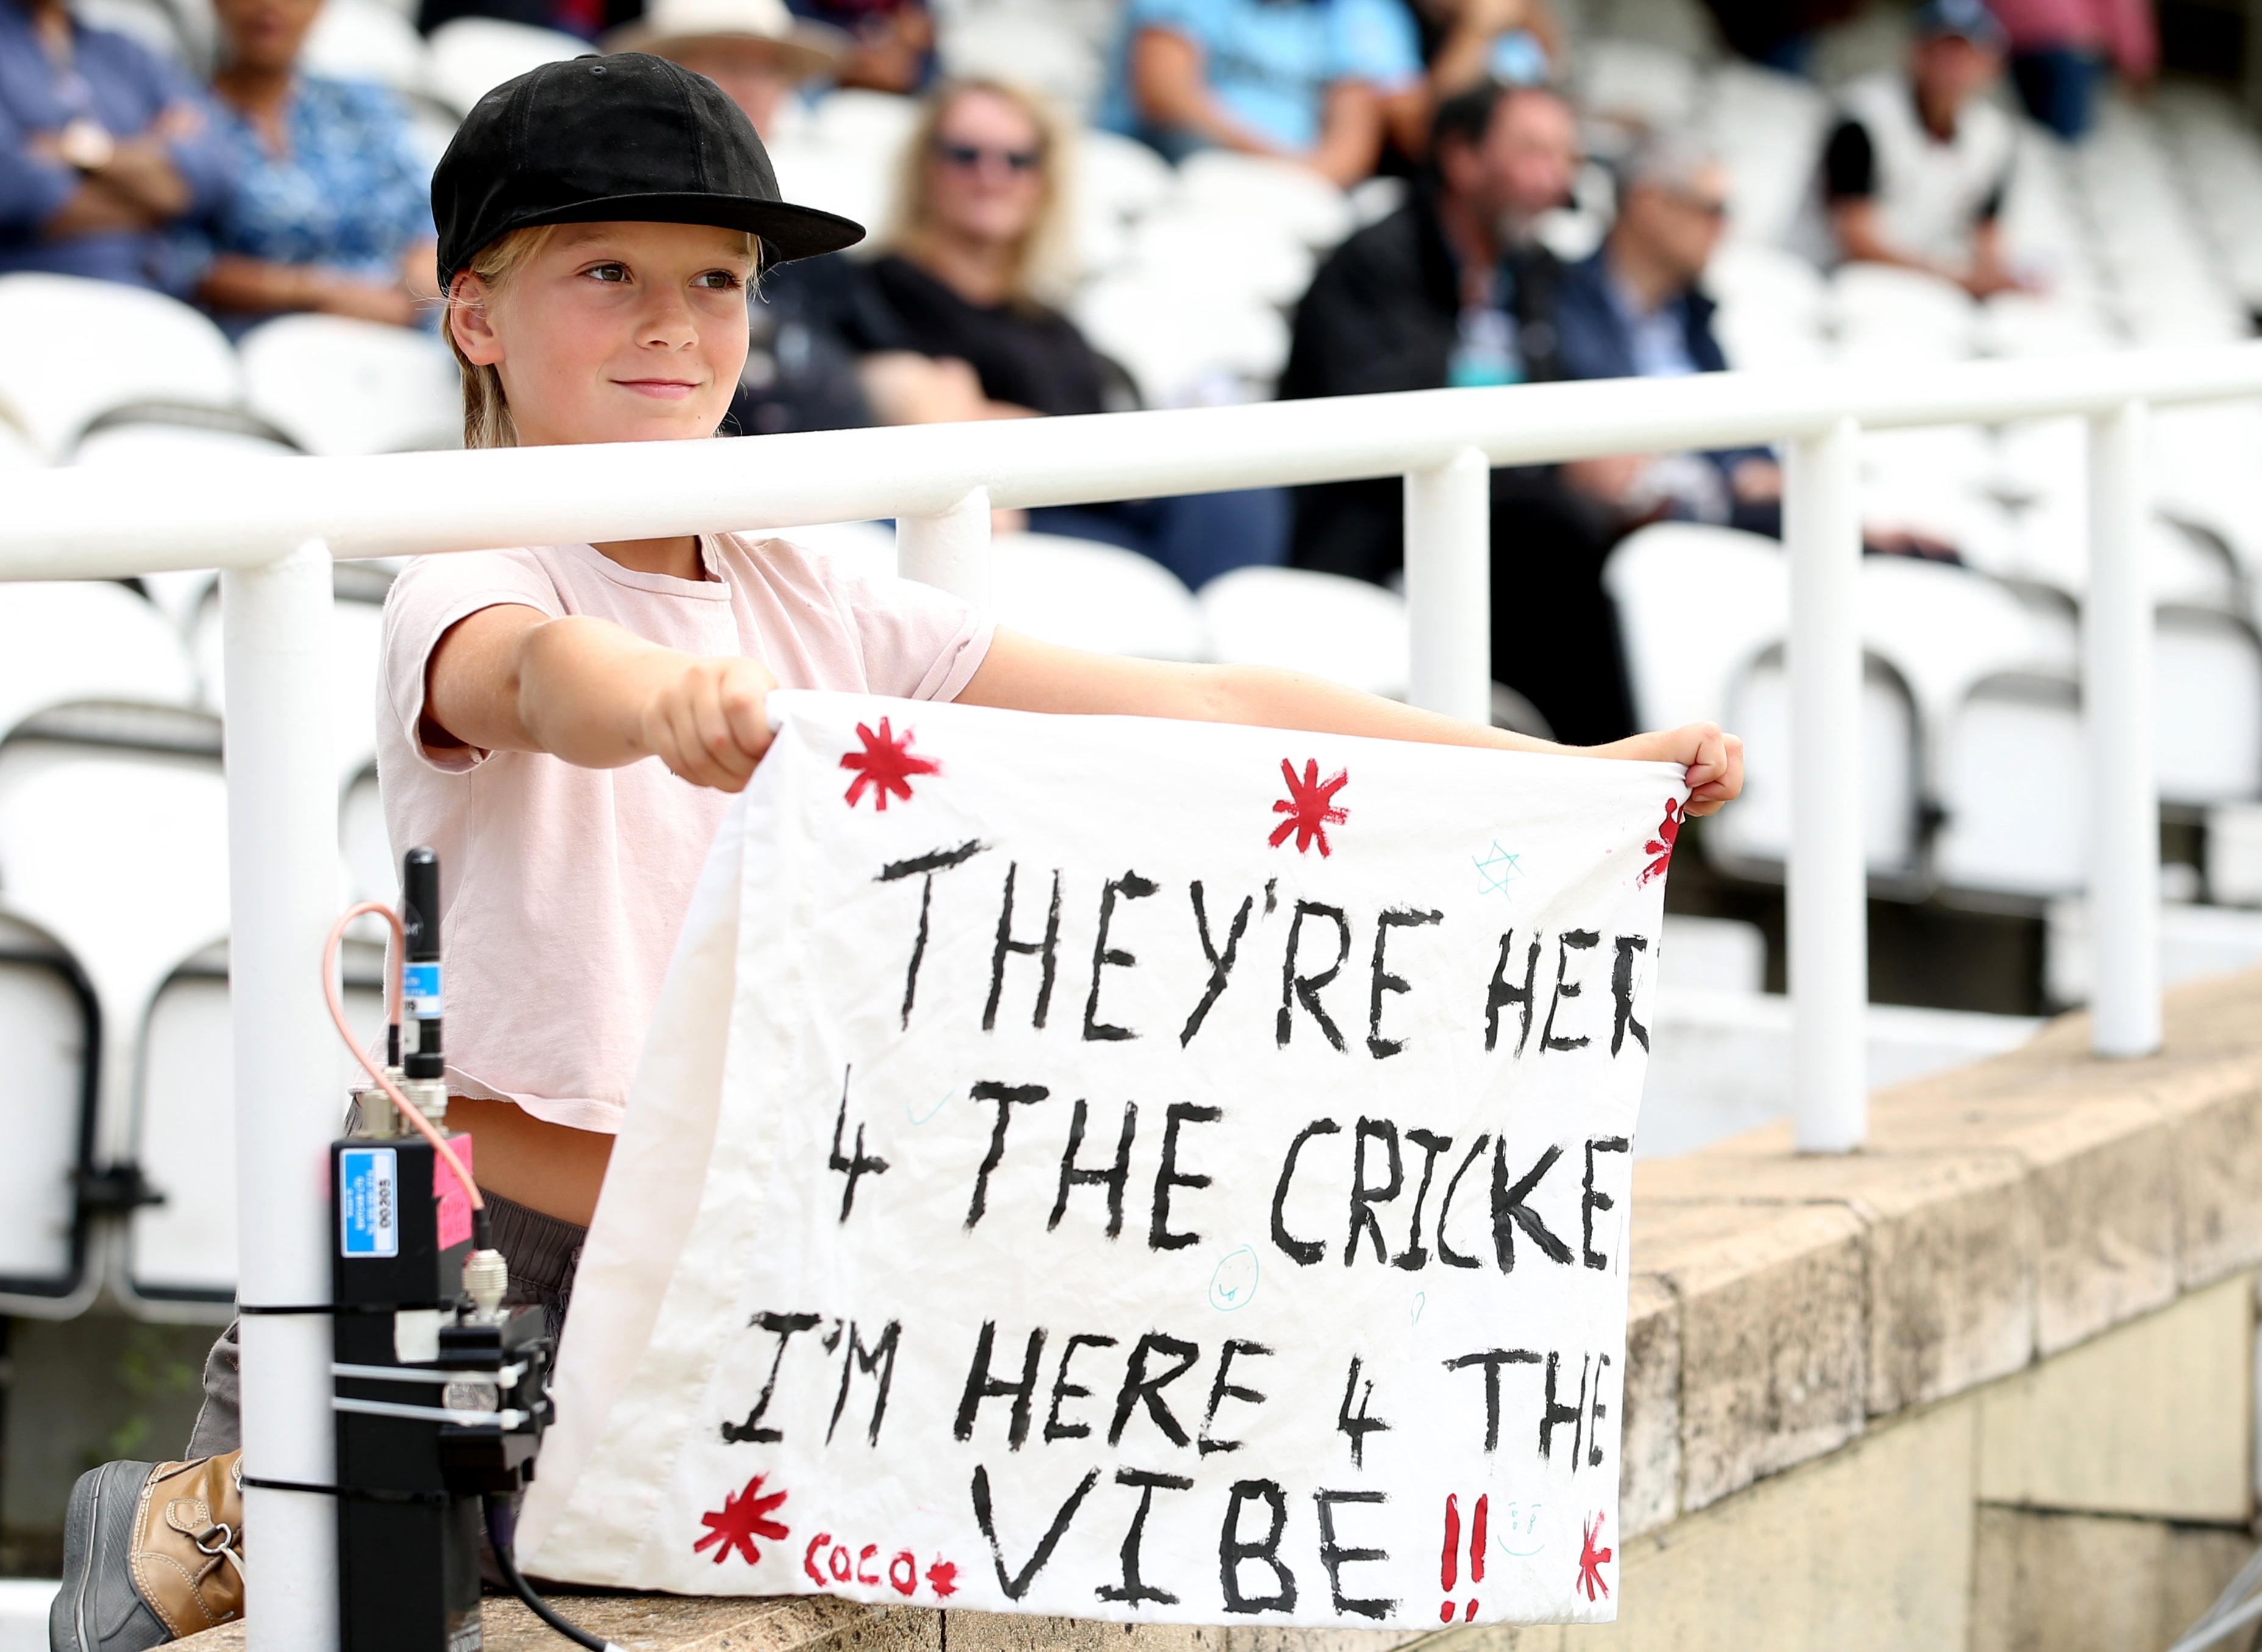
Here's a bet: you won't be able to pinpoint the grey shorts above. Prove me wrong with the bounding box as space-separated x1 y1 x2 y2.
185 1188 588 1458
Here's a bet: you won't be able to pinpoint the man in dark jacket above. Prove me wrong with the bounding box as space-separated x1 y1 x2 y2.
1278 77 1637 745
1552 130 1781 536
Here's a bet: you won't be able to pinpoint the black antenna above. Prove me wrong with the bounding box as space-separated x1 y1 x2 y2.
401 847 444 1081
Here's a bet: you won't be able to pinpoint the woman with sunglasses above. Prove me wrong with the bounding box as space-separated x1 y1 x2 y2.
856 78 1290 588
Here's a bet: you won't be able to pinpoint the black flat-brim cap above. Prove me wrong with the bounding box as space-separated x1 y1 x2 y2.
433 52 864 290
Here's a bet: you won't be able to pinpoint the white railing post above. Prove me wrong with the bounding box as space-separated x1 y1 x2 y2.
221 541 341 1652
2086 400 2163 1056
1787 417 1868 1152
1403 447 1493 722
896 486 993 605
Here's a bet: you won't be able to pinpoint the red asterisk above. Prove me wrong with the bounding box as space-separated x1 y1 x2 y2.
840 718 939 811
1637 798 1682 888
925 1558 958 1598
692 1474 790 1567
1268 758 1349 856
1575 1513 1612 1601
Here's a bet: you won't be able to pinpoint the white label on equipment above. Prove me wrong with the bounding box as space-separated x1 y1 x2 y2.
340 1147 400 1259
402 963 443 1020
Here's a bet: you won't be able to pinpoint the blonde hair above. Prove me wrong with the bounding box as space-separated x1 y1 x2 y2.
883 79 1076 310
444 223 762 449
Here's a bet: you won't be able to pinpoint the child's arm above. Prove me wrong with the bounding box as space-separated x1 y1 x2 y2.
424 605 778 791
424 611 1741 814
959 630 1743 816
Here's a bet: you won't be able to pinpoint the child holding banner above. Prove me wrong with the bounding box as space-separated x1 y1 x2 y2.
55 54 1739 1652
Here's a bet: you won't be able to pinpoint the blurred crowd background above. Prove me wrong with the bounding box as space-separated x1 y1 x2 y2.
11 0 2262 1585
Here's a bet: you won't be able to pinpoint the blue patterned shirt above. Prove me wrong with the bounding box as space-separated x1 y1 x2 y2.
205 74 432 285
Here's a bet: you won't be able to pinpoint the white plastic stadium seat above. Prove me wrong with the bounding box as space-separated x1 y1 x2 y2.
935 6 1101 114
2154 608 2262 806
1576 39 1701 129
1855 554 2069 796
1172 151 1354 250
299 0 433 98
0 727 232 1309
1703 650 1923 880
1198 567 1409 699
127 970 385 1305
241 314 460 456
1070 273 1290 405
1933 674 2085 897
989 532 1202 660
0 933 94 1305
426 17 584 116
70 422 297 469
0 275 241 458
1604 523 1787 731
0 583 197 739
808 88 922 162
1830 262 1978 361
0 418 40 471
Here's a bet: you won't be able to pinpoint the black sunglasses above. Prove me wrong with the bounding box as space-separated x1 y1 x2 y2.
934 140 1042 173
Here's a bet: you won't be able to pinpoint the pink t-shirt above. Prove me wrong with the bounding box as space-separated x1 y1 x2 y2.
377 532 993 1133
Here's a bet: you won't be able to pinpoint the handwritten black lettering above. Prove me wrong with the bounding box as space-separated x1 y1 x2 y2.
719 1310 819 1444
1095 1469 1193 1606
825 1319 899 1447
1540 1351 1588 1463
1336 1356 1389 1469
1270 1118 1340 1266
1050 1099 1136 1239
1199 1340 1271 1457
1366 907 1441 1059
1278 902 1351 1050
1313 1490 1394 1620
1084 870 1158 1042
1611 935 1651 1055
954 1322 1046 1450
1484 931 1542 1055
1150 1102 1220 1251
877 839 987 1028
1108 1331 1201 1448
1220 1480 1298 1614
1434 1133 1490 1269
1582 1136 1631 1270
1492 1140 1572 1270
827 1069 888 1222
1345 1118 1402 1267
964 1081 1049 1231
1542 930 1601 1052
972 1463 1097 1600
1393 1128 1451 1270
1042 1333 1117 1444
1179 882 1254 1047
984 863 1062 1031
1443 1347 1540 1453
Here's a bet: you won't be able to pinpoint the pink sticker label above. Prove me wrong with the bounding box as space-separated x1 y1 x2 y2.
436 1134 475 1251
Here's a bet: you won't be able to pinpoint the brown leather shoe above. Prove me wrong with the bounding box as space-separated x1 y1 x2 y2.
50 1453 244 1651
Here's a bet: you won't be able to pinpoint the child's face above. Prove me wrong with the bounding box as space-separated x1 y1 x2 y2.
452 221 756 447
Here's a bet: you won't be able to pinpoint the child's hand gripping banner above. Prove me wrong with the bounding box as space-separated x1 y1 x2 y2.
517 691 1682 1629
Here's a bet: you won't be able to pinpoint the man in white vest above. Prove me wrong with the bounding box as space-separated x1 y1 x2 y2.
1821 0 2025 298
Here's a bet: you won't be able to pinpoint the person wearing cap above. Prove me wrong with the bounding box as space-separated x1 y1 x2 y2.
1820 0 2028 299
603 0 846 138
49 54 1742 1650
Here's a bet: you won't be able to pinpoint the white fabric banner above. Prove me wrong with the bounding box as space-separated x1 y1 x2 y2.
518 691 1681 1630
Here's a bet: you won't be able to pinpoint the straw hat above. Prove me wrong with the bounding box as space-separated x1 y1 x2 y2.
603 0 849 80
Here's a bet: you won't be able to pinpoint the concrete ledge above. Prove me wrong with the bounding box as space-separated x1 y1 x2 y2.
181 966 2262 1650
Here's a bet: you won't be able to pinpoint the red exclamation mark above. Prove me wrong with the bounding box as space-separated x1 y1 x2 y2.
1465 1495 1487 1620
1439 1495 1460 1621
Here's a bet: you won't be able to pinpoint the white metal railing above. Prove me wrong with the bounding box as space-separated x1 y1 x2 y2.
6 345 2261 1648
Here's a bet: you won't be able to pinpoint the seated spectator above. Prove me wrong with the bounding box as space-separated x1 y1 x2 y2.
0 0 235 292
785 0 932 94
1991 0 2155 141
194 0 436 333
1554 132 1780 536
866 78 1287 586
1821 0 2026 297
1280 79 1640 746
1383 0 1565 165
610 0 848 136
1102 0 1423 187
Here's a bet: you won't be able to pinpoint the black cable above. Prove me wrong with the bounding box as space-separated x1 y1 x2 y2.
483 1496 619 1652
